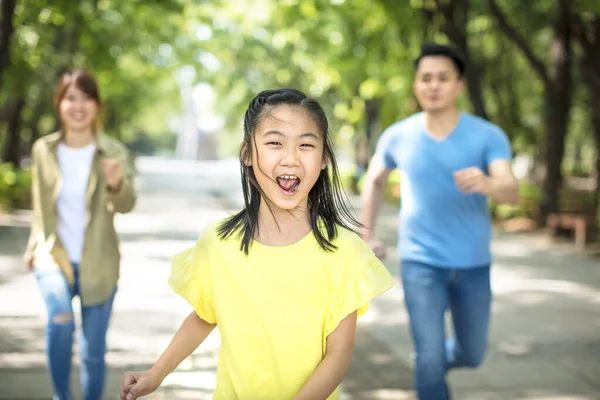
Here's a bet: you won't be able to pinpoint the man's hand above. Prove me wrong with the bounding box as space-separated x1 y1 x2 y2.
102 159 123 192
453 167 490 195
366 238 386 260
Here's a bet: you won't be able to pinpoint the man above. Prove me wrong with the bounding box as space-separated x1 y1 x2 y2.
360 43 519 400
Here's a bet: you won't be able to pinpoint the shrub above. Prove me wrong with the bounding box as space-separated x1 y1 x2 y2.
0 164 32 210
340 165 401 204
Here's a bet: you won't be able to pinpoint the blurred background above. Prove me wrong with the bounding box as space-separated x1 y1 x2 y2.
0 0 599 222
0 1 599 399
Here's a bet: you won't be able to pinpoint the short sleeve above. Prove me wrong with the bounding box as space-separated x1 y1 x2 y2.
373 124 401 170
325 238 395 336
168 231 216 324
486 126 513 165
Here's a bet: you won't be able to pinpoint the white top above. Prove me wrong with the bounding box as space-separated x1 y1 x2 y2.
57 141 97 263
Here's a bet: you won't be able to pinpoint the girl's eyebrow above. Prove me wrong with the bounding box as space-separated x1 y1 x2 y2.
263 130 321 140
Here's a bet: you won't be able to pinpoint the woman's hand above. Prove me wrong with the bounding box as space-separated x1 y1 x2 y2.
102 159 123 192
23 252 34 271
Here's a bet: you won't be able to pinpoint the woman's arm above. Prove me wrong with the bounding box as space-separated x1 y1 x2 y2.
293 311 358 400
24 149 41 268
104 150 136 213
120 311 216 400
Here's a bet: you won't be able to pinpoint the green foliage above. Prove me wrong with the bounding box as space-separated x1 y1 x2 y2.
493 182 543 220
1 0 599 196
0 163 32 210
339 166 401 204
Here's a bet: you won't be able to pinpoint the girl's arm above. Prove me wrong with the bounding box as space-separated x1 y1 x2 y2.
120 311 216 400
293 311 358 400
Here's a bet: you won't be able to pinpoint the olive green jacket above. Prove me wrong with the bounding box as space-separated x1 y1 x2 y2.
27 131 136 306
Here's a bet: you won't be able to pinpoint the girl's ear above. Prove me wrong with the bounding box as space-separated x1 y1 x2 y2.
241 141 252 166
321 154 328 170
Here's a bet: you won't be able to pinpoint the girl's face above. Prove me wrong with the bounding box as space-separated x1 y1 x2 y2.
59 84 98 133
246 104 328 213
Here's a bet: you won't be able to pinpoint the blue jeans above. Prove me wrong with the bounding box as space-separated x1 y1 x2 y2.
35 263 116 400
401 261 491 400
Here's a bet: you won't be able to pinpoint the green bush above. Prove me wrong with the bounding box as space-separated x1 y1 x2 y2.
492 182 543 220
0 163 32 210
339 166 401 204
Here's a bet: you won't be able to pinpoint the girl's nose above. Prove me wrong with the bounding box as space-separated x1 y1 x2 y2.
281 148 300 166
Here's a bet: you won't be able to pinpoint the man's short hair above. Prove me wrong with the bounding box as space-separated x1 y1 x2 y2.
414 43 466 77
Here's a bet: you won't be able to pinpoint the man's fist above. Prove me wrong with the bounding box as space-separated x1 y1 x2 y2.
453 167 490 195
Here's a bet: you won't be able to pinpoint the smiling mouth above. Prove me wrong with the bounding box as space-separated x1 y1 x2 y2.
68 113 88 121
276 174 300 195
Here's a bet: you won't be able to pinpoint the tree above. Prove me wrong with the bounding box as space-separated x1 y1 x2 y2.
488 0 573 218
432 0 489 119
0 0 17 90
571 7 600 217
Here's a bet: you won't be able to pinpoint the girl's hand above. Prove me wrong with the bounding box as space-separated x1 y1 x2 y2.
120 369 162 400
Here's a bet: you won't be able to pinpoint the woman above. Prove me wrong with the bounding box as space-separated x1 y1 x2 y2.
23 68 136 400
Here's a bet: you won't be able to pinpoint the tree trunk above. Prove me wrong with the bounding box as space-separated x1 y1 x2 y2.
0 0 17 90
364 99 379 159
540 4 572 217
2 97 25 166
488 0 572 220
573 14 600 222
587 85 600 220
435 0 489 119
27 99 48 154
350 100 379 194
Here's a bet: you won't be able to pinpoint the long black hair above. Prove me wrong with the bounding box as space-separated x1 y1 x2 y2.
217 88 361 254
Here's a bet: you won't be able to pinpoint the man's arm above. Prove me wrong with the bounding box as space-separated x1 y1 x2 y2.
454 160 519 205
485 159 520 205
359 158 392 241
293 311 357 400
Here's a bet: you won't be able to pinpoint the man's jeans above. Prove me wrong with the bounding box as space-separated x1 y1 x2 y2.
401 260 491 400
35 263 116 400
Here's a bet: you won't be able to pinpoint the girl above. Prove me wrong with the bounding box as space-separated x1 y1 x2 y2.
24 68 136 400
120 88 394 400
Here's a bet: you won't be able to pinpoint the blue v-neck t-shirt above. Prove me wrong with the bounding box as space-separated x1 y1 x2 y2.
374 112 512 268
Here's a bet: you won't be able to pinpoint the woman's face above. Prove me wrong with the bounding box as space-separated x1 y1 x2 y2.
59 84 98 133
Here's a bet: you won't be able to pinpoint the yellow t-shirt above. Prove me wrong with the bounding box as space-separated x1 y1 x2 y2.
168 222 395 400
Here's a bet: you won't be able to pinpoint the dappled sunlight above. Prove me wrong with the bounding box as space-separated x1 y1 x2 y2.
498 393 596 400
358 284 409 328
493 275 600 305
0 274 45 316
343 389 415 400
115 210 227 236
495 337 534 357
162 370 217 391
492 240 542 258
2 158 599 398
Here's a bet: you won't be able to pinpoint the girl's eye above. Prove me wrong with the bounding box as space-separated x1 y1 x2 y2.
300 143 315 148
267 142 282 146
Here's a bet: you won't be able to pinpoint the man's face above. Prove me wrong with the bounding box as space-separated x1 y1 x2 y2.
413 56 464 113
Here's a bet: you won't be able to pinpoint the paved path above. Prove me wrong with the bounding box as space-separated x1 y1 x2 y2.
0 157 599 399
